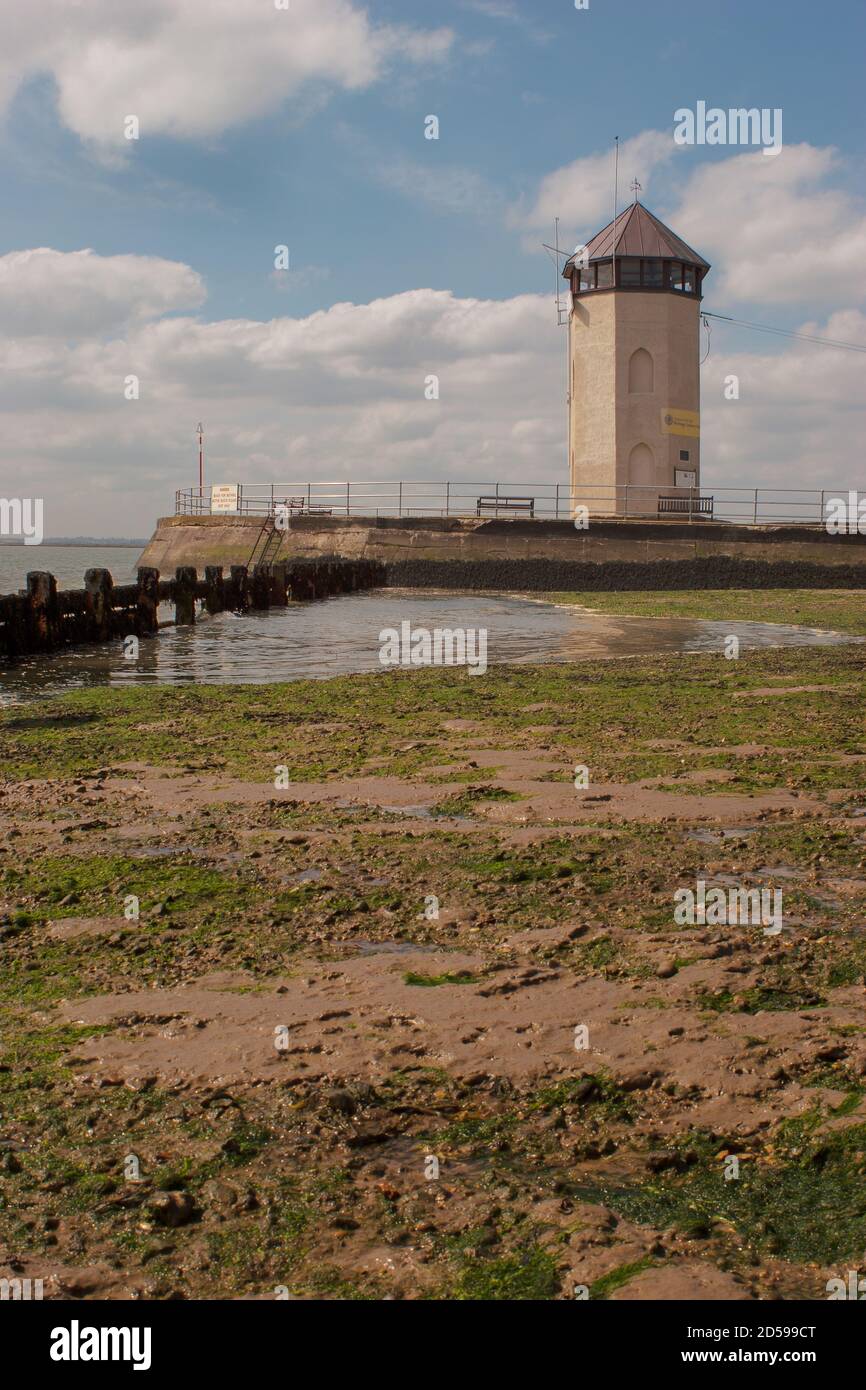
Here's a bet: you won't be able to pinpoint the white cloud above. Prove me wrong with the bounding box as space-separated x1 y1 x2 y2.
0 248 564 533
668 144 866 307
514 130 680 246
0 247 205 335
701 309 866 491
517 133 866 316
0 0 453 151
0 245 863 537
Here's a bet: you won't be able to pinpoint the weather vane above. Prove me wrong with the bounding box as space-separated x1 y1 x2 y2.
630 177 642 202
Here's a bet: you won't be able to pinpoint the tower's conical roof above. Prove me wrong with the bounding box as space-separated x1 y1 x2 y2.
564 202 710 275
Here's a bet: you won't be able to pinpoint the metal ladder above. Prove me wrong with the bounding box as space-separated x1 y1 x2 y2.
246 517 283 570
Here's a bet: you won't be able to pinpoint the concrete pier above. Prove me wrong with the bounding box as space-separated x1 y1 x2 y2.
137 513 866 591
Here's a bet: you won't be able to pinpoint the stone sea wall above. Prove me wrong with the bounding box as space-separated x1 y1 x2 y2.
138 514 866 589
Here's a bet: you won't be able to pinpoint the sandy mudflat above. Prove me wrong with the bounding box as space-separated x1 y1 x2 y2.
2 633 866 1299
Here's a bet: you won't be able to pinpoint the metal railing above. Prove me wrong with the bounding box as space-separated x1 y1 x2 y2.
175 481 865 526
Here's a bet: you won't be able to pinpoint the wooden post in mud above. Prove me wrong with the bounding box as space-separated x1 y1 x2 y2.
136 567 160 635
84 568 114 641
0 592 20 661
270 561 288 606
0 556 386 664
250 563 271 610
26 571 59 650
229 565 249 612
173 566 198 625
204 565 224 615
288 564 315 602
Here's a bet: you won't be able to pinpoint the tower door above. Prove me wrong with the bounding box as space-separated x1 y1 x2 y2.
628 442 656 516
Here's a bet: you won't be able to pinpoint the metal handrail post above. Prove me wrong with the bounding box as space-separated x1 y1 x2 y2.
753 489 758 524
446 481 450 516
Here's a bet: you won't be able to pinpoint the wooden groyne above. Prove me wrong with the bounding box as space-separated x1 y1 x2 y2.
0 558 385 665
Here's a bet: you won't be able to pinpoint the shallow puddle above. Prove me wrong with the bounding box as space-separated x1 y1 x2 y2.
754 865 806 880
688 825 762 843
132 844 209 859
292 867 323 883
350 939 441 956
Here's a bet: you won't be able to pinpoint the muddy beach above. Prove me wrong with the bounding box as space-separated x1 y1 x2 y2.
2 590 866 1301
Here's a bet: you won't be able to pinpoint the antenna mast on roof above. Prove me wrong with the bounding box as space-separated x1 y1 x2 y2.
541 218 571 479
613 136 619 266
553 217 569 327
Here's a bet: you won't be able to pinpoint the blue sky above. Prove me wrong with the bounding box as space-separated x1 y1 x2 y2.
0 0 864 534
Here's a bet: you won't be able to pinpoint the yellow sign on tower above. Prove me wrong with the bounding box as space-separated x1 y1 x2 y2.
661 408 700 438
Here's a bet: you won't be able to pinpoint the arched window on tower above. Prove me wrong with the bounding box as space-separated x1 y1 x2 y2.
629 442 654 484
628 347 654 393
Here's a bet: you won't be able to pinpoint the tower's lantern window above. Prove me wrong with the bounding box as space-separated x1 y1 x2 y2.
565 203 710 303
570 255 703 297
595 261 613 288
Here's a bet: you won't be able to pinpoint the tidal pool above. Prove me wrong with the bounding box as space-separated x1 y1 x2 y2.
0 588 858 703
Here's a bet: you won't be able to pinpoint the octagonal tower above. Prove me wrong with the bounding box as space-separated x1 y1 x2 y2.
563 201 710 517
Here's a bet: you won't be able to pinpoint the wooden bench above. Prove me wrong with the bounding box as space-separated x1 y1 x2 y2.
658 495 713 518
476 496 535 517
274 498 332 517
